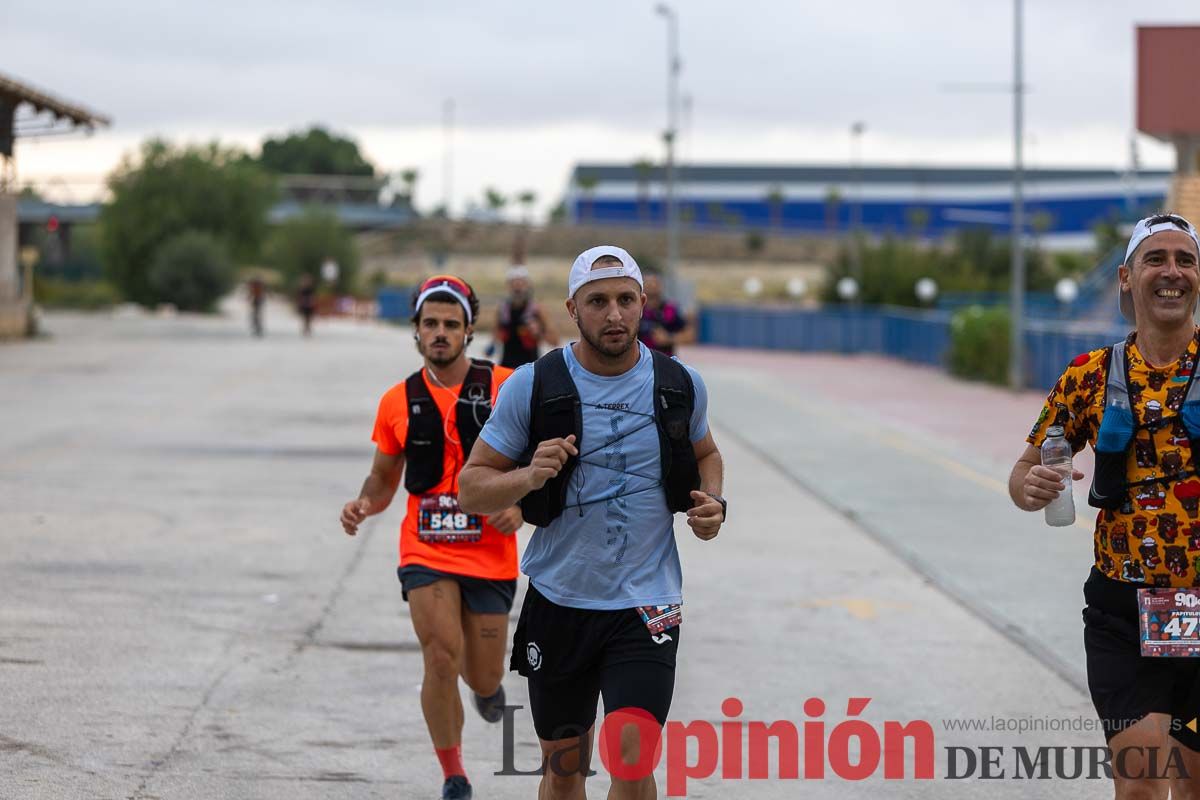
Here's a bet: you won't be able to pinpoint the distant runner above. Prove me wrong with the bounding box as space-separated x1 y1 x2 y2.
488 265 558 368
638 272 689 357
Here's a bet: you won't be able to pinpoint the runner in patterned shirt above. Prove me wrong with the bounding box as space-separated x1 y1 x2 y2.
1011 214 1200 799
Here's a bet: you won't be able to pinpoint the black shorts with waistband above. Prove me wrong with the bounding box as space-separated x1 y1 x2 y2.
510 582 680 742
397 564 516 615
1082 567 1200 751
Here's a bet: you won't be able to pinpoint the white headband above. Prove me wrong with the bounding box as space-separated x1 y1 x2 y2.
415 282 473 324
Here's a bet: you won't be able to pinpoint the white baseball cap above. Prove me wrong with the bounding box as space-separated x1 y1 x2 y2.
567 245 644 299
1119 212 1200 322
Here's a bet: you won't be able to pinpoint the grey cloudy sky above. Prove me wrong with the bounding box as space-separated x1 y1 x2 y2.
6 0 1199 214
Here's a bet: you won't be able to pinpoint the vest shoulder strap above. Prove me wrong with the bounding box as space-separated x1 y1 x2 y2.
519 348 581 527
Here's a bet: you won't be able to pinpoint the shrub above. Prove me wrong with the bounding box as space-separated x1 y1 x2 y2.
147 231 235 312
948 305 1010 385
33 278 121 310
100 139 275 306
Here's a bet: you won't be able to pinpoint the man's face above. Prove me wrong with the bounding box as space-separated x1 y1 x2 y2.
414 301 470 367
1120 230 1200 329
567 276 645 358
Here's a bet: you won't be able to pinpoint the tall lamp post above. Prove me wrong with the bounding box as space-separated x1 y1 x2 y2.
655 3 681 281
850 121 866 301
1008 0 1025 390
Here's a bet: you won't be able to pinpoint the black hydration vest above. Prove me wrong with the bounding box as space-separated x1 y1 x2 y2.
1089 340 1200 510
518 348 701 527
403 359 495 495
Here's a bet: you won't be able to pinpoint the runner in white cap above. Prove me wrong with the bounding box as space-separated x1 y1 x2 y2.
459 245 727 799
1011 213 1200 798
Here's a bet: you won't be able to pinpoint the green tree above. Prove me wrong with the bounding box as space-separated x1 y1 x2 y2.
824 186 842 233
484 187 508 222
259 126 376 176
517 189 537 225
575 175 599 222
400 168 418 205
100 139 276 306
148 231 235 312
905 207 931 239
766 186 785 233
263 207 360 293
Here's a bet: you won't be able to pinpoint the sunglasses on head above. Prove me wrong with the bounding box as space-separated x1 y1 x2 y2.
420 275 472 297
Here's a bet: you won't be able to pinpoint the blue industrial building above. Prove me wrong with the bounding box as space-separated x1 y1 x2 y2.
565 164 1170 247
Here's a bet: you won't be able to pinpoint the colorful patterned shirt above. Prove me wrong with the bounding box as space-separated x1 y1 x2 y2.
1027 330 1200 587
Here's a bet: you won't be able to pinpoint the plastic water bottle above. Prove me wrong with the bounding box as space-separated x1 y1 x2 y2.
1041 425 1076 527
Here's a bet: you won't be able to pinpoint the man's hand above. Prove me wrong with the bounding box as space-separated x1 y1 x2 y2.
651 327 672 347
340 497 372 536
525 435 578 491
686 490 723 541
1020 465 1085 511
488 506 524 535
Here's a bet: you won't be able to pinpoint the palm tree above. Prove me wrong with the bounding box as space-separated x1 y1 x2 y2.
905 206 931 240
517 189 537 226
575 175 599 223
401 168 418 198
766 185 785 233
485 187 508 223
824 186 842 234
633 158 654 225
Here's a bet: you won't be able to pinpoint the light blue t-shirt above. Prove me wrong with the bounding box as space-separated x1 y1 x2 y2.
479 341 709 610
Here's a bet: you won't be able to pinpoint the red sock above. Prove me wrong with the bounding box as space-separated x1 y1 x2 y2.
435 745 466 780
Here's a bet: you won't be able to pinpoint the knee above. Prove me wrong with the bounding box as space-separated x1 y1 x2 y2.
463 662 504 696
1116 780 1169 800
1168 782 1200 800
541 742 590 797
542 767 587 798
423 641 460 682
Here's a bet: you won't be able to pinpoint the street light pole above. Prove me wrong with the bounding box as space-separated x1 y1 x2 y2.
1008 0 1025 390
850 121 865 300
442 98 454 219
656 3 681 281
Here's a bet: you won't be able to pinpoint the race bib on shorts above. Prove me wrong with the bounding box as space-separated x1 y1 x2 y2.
1139 588 1200 656
637 604 682 634
417 494 482 544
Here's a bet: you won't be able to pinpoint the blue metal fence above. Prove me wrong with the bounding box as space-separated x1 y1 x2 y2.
376 286 415 321
698 304 1128 390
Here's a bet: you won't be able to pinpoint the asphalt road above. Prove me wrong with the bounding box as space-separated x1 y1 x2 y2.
1 301 1113 799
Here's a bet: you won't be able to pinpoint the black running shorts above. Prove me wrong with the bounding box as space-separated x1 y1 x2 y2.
1083 568 1200 751
510 582 680 741
397 564 516 615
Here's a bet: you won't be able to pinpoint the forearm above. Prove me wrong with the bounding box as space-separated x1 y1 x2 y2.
1009 460 1035 510
459 464 533 515
359 471 400 513
697 448 724 496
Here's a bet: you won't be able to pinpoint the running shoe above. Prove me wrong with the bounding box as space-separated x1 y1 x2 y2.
472 684 506 723
442 775 472 799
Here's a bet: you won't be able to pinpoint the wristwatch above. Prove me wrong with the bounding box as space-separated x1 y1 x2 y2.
708 494 727 522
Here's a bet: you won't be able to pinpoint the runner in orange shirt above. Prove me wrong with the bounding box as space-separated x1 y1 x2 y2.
340 275 520 800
